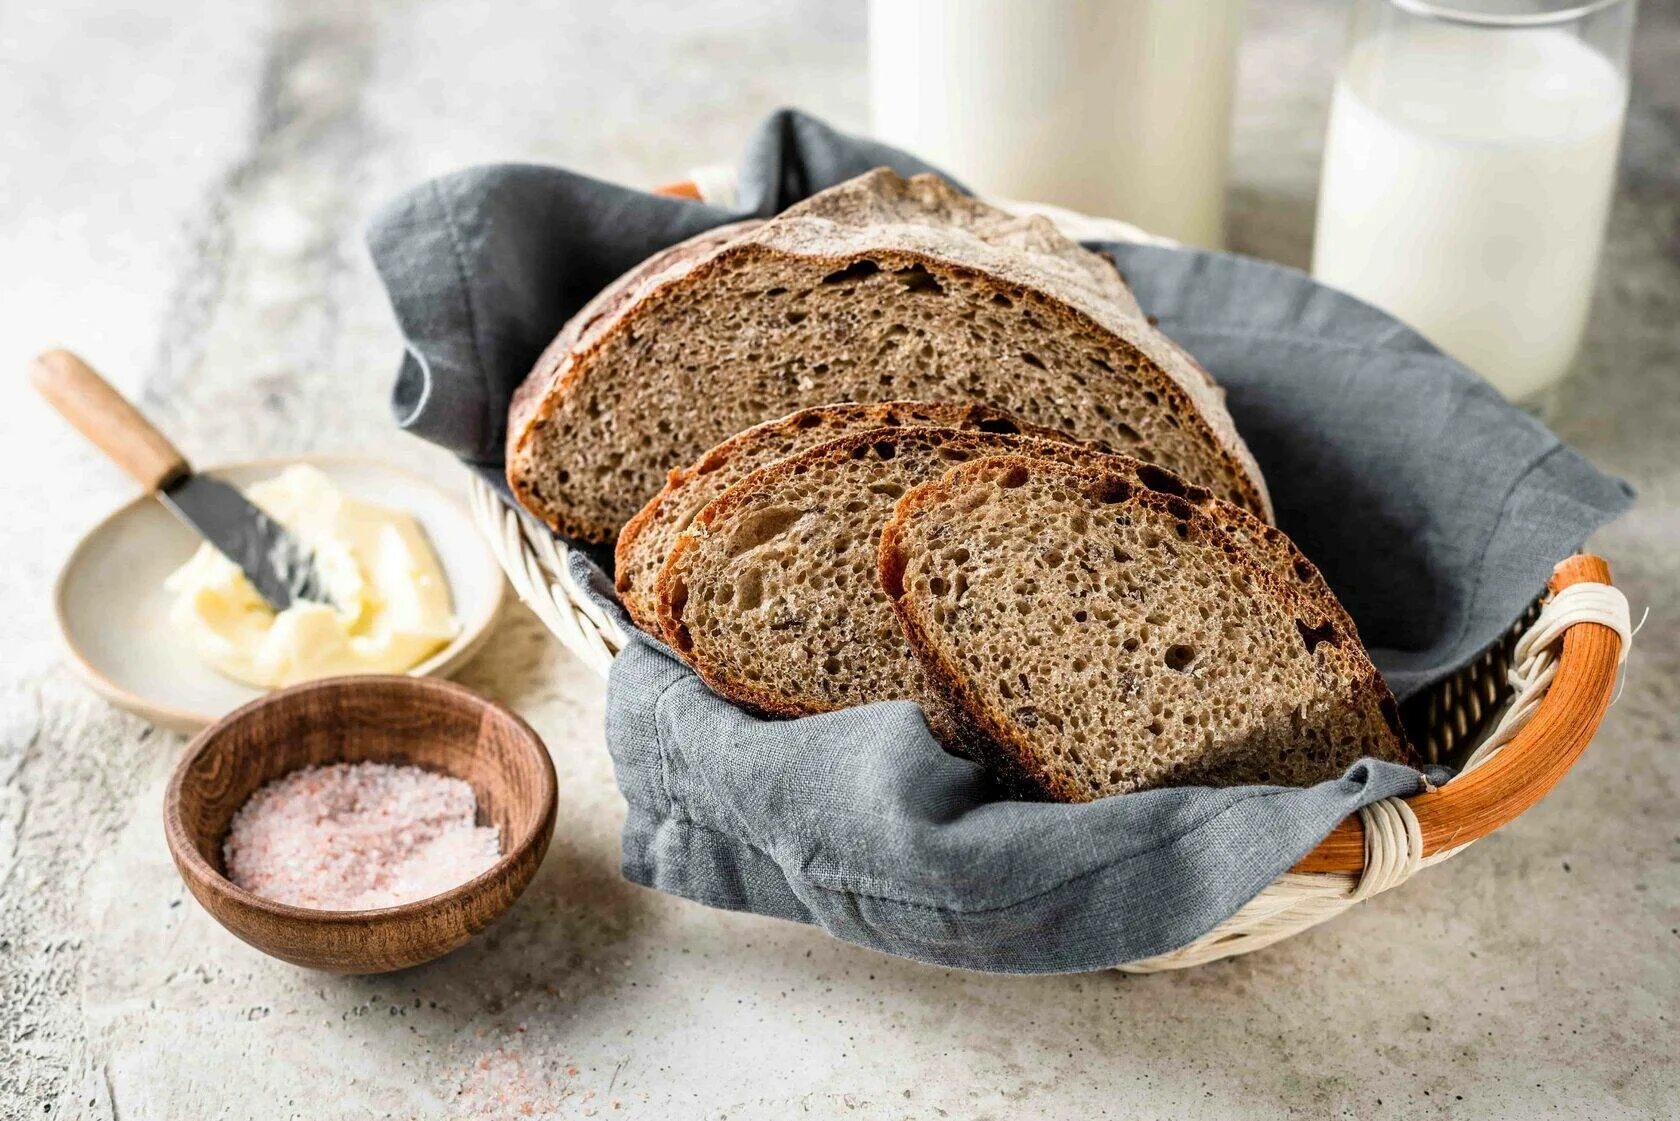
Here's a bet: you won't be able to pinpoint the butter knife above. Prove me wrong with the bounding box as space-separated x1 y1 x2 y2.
30 349 329 612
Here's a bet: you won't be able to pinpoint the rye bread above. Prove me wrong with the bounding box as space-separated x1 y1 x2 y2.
879 456 1411 799
1085 459 1344 613
614 400 1075 634
507 169 1272 543
545 219 766 362
654 427 1111 736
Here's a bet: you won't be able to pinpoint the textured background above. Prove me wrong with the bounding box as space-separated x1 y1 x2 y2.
2 1 1675 1117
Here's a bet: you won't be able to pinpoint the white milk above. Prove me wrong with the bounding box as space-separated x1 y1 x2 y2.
868 0 1243 248
1312 25 1627 404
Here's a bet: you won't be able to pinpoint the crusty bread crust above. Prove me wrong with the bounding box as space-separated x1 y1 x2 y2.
613 400 1077 635
774 170 1149 318
505 170 1272 544
880 455 1411 799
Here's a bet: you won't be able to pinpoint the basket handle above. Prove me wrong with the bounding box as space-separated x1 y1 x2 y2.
654 180 704 200
1295 554 1621 874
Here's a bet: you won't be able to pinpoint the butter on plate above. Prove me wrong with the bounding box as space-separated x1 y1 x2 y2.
164 464 460 688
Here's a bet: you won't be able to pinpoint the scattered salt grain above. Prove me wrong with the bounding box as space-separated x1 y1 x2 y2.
224 761 501 910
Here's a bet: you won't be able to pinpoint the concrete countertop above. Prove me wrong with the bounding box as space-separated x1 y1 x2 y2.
3 1 1675 1117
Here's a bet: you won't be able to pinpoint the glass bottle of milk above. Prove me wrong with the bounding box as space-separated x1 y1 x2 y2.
868 0 1246 249
1312 0 1635 413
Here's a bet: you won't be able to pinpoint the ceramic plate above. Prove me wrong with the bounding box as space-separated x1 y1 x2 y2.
54 455 506 734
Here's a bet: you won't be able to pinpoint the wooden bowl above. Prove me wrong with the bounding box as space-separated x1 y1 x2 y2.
163 675 556 974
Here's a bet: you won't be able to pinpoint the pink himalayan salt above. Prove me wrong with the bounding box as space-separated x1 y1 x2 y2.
223 761 501 910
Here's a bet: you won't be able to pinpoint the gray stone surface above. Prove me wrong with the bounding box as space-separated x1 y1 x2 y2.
2 1 1675 1117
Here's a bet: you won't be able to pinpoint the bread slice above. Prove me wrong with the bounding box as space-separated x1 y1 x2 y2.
1086 458 1344 613
654 427 1117 735
879 456 1410 799
507 168 1272 543
615 400 1075 634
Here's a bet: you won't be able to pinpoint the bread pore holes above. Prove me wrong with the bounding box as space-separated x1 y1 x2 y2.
822 259 881 285
927 575 950 597
1090 477 1132 505
894 264 946 296
1295 619 1338 653
1164 644 1198 673
997 465 1031 489
726 506 803 555
736 567 765 611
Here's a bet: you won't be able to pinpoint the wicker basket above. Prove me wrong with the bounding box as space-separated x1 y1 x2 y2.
469 176 1633 972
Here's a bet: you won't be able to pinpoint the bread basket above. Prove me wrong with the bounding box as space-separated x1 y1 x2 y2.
469 172 1632 973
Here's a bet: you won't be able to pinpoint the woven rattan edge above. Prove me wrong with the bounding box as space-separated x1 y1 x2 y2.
1293 554 1621 874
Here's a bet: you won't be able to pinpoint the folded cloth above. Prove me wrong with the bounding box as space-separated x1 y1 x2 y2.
368 109 1632 972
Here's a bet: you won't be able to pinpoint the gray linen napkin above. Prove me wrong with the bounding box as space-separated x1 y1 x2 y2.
368 109 1632 972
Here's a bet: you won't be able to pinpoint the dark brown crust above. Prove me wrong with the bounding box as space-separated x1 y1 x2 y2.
505 175 1272 543
613 400 1084 635
879 455 1414 799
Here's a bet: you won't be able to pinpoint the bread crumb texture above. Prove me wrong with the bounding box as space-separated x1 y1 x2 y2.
882 455 1407 799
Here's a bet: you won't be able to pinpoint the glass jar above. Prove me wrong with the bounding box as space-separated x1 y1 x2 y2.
868 0 1246 249
1312 0 1637 413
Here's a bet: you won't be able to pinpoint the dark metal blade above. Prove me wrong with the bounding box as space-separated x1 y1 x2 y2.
159 474 329 612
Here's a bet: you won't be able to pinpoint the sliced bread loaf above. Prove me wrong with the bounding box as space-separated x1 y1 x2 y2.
654 427 1109 734
879 456 1410 799
615 400 1073 634
507 168 1272 543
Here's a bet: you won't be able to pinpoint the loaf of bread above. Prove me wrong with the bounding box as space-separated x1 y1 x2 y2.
615 400 1074 634
507 169 1272 543
879 456 1410 798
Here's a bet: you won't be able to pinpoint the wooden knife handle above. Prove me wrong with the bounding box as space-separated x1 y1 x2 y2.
29 349 189 492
